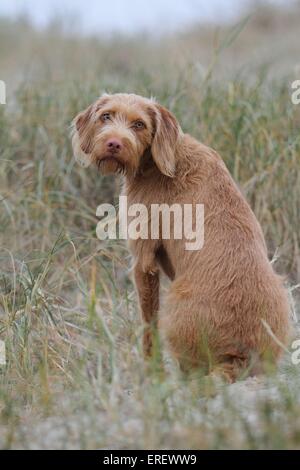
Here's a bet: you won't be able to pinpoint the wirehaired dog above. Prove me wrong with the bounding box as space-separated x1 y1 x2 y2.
72 93 290 381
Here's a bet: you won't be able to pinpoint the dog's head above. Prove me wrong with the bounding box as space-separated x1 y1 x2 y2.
71 93 182 177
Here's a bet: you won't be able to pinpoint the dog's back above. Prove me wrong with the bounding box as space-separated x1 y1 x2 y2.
154 135 291 379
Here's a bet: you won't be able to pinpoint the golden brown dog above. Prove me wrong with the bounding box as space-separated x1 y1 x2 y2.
72 93 290 381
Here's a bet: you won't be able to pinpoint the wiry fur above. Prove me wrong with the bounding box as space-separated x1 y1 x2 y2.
72 93 291 382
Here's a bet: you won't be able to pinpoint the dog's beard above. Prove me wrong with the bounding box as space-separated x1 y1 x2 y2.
96 157 125 175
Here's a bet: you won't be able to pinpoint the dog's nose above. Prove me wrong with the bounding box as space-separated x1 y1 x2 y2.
106 138 122 153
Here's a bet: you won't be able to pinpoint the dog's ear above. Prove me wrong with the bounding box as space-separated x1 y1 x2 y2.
74 103 95 154
71 95 110 167
71 104 94 167
150 104 182 178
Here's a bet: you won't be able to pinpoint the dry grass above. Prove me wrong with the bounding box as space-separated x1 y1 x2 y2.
0 3 300 449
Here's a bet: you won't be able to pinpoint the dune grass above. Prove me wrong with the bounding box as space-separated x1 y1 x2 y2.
0 9 300 449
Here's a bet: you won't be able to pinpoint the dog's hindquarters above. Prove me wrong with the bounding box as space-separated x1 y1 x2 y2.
159 268 290 381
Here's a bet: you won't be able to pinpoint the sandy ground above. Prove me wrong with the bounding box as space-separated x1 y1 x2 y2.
1 351 299 450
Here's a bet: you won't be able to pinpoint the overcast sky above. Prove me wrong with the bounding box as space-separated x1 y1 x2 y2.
0 0 295 33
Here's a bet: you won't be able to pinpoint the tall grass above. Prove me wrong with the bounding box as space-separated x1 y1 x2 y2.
0 8 300 448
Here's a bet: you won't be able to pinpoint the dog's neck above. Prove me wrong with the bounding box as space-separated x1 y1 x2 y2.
124 147 162 184
124 135 191 192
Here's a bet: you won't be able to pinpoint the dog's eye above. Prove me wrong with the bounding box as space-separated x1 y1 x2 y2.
101 112 111 122
132 121 146 130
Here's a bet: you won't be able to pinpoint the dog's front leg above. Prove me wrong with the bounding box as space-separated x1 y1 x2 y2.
134 262 160 358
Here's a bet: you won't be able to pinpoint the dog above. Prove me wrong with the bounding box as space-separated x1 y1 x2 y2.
72 93 290 382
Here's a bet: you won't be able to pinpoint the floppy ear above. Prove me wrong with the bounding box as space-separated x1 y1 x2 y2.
71 105 94 167
150 104 182 177
75 104 94 153
71 95 110 167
